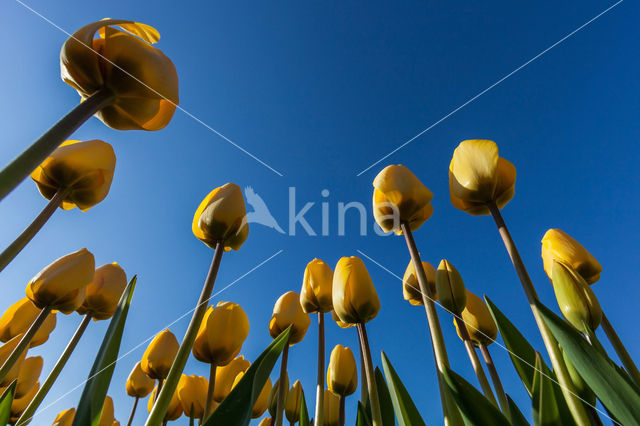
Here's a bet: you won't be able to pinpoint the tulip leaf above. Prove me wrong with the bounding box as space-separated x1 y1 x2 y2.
442 366 510 426
537 303 640 426
374 366 395 426
356 401 372 426
204 326 291 426
0 380 16 426
299 388 310 426
380 351 426 426
507 395 530 426
531 352 562 425
72 276 136 426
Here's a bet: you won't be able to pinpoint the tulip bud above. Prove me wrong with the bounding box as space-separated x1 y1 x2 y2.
435 260 467 315
10 380 39 423
332 256 380 325
259 418 273 426
284 380 303 423
372 165 434 234
330 310 354 329
327 344 357 397
97 396 115 426
30 140 116 211
61 20 179 131
551 261 602 332
213 355 250 402
52 408 76 426
0 298 56 348
268 375 289 417
125 361 154 398
323 388 340 426
269 292 310 345
25 248 95 314
449 139 516 215
193 301 250 366
300 259 334 313
402 260 437 306
0 334 28 386
76 263 127 320
453 291 497 346
541 229 602 284
148 386 183 421
177 374 208 419
15 356 43 399
141 329 179 380
192 183 249 251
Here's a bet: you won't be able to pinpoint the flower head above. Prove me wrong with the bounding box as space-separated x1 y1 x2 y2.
435 259 467 315
300 259 334 313
213 355 250 402
453 291 497 346
141 329 179 380
193 301 249 366
77 263 127 320
269 292 310 345
0 298 56 347
541 229 602 284
332 257 380 324
327 344 357 397
177 375 208 419
402 260 437 306
125 361 154 398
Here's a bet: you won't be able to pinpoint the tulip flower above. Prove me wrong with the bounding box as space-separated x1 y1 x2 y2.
372 164 434 234
123 361 155 426
14 356 42 399
142 329 179 384
541 229 602 285
10 380 39 424
77 263 127 320
435 260 467 316
213 355 251 402
0 335 28 387
0 298 56 348
332 257 380 325
52 408 76 426
98 396 115 426
403 260 437 306
551 261 602 333
268 375 289 418
323 389 340 426
259 418 273 426
327 345 357 398
148 386 183 422
285 380 303 424
177 375 208 421
232 372 270 419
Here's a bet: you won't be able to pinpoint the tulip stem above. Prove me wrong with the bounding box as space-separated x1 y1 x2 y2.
0 187 70 274
356 323 382 426
358 342 366 403
0 306 50 384
339 395 345 426
479 343 510 420
126 397 139 426
0 89 115 202
189 410 195 426
453 316 497 407
275 338 290 426
204 364 217 420
146 242 224 426
155 379 164 403
487 202 591 426
601 313 640 386
314 312 325 426
16 314 91 426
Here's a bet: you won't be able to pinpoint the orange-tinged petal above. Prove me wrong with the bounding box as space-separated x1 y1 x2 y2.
402 260 437 306
0 298 56 347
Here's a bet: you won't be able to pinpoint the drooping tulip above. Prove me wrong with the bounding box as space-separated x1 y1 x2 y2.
193 301 250 366
269 292 310 345
10 380 39 423
551 261 602 332
541 229 602 284
52 408 76 426
268 375 289 417
449 139 516 215
300 259 334 313
213 355 250 402
0 335 28 386
125 361 155 398
25 248 95 314
453 291 497 346
77 262 127 320
327 345 357 397
372 165 434 234
402 260 437 306
30 140 116 211
192 183 249 251
0 298 56 347
15 356 43 399
284 380 303 423
98 396 115 426
148 386 183 421
332 257 380 325
323 389 340 426
435 259 467 315
61 20 179 131
177 374 208 419
141 329 179 380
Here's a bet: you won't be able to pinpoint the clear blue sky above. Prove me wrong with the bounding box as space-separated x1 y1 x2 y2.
0 0 638 424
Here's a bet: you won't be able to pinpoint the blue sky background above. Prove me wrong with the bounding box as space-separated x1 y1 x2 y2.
0 0 638 424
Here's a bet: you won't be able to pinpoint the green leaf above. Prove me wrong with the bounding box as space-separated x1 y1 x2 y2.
204 327 291 426
537 302 640 426
531 352 562 426
72 276 136 426
380 351 426 426
442 367 510 426
356 401 372 426
299 388 310 426
374 366 395 426
0 380 16 425
507 394 530 426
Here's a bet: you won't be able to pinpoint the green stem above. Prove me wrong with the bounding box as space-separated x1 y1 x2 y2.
339 395 345 426
0 89 114 202
145 242 224 426
154 379 164 403
487 202 591 426
275 338 290 426
479 344 510 420
356 323 382 426
0 187 70 274
359 341 366 403
0 306 51 384
601 313 640 386
16 314 91 425
315 312 325 426
204 364 217 420
126 397 139 426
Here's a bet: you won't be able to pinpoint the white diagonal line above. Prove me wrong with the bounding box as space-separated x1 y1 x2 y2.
12 0 284 177
356 0 623 177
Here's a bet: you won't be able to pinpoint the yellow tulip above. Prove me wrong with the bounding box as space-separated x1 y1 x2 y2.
284 380 303 423
177 374 208 419
327 344 357 397
10 380 39 423
148 386 183 421
268 375 289 417
25 248 95 314
551 261 602 332
98 396 115 426
213 355 250 402
453 291 497 346
76 263 127 320
112 422 120 426
192 183 249 251
193 301 250 366
61 19 179 131
125 361 155 398
330 310 354 329
402 260 437 306
237 373 270 418
259 418 273 426
269 292 310 345
541 229 602 285
300 258 334 314
449 139 516 215
323 388 340 426
15 356 43 399
52 408 76 426
332 256 380 325
435 259 467 315
372 165 434 234
0 298 56 347
0 335 28 387
30 140 116 211
141 329 179 380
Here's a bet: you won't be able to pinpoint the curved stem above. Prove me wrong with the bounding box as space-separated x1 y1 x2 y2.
339 395 345 426
315 312 325 426
16 314 91 425
359 342 366 403
146 242 224 426
0 89 115 202
479 344 510 419
0 187 70 274
204 364 217 420
356 323 382 426
126 397 139 426
275 339 290 426
601 313 640 386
